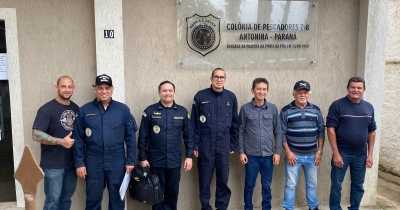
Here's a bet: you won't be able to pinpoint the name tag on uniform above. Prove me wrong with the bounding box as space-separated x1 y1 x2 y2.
152 116 162 119
174 116 184 120
86 113 99 117
201 101 211 104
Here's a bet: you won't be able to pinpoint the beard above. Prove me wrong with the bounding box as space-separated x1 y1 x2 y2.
58 93 71 100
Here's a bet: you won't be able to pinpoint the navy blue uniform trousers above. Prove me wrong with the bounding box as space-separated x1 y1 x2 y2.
198 131 231 210
85 147 126 210
150 167 181 210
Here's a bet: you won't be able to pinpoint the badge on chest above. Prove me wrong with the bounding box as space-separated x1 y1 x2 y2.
85 128 92 137
153 125 160 134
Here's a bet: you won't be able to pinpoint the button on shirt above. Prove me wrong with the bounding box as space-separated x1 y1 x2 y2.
238 99 282 157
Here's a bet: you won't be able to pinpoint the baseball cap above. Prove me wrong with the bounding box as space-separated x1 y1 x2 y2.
293 80 311 91
93 74 113 87
130 164 149 188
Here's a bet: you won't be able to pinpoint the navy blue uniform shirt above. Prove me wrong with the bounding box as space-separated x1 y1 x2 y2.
138 101 194 168
73 98 138 168
191 87 239 152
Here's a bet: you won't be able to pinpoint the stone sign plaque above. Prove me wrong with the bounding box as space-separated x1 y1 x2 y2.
177 0 318 68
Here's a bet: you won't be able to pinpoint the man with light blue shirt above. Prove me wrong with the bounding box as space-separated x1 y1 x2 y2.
280 80 325 210
238 78 282 210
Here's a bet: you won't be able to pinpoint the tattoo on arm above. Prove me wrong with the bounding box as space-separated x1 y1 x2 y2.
32 129 62 145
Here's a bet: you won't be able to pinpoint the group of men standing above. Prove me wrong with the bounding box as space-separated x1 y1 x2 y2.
32 68 376 210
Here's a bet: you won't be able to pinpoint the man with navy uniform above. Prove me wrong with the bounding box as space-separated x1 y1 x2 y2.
138 80 193 210
73 74 138 210
191 68 239 210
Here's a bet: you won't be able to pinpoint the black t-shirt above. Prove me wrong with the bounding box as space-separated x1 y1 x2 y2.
32 99 79 168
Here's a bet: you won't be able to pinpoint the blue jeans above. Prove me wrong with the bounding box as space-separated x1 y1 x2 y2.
43 167 77 210
329 152 367 210
244 155 273 210
282 155 318 210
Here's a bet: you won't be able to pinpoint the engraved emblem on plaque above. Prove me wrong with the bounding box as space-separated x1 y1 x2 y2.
186 14 221 56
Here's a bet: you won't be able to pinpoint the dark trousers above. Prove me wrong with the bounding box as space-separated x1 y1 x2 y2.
150 166 181 210
85 168 125 210
198 150 231 210
85 149 126 210
329 153 367 210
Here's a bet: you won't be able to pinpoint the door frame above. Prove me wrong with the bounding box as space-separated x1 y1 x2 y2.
0 8 25 207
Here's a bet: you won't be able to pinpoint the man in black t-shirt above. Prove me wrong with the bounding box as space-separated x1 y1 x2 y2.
32 76 79 210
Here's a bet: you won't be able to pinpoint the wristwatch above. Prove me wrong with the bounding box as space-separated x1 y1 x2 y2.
317 150 323 155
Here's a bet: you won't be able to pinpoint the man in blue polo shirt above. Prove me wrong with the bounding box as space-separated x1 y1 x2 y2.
326 77 376 210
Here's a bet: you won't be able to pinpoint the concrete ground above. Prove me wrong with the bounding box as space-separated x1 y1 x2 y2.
0 171 399 210
282 170 400 210
373 171 400 209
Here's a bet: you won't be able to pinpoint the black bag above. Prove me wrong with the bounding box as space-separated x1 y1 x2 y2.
129 171 162 205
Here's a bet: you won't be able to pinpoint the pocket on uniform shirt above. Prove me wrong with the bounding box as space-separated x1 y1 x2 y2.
83 121 97 143
173 120 183 127
199 132 211 155
113 121 124 143
225 110 233 124
200 104 212 117
151 119 165 126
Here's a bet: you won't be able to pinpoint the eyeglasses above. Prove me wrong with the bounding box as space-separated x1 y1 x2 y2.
212 76 226 80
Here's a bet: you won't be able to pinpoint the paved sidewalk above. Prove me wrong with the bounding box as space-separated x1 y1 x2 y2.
374 170 400 209
277 170 400 210
0 171 399 209
235 170 400 210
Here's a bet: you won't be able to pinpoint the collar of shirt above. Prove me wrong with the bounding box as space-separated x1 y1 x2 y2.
345 95 363 104
289 100 313 109
93 97 114 106
157 101 178 110
210 85 224 95
251 98 268 109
